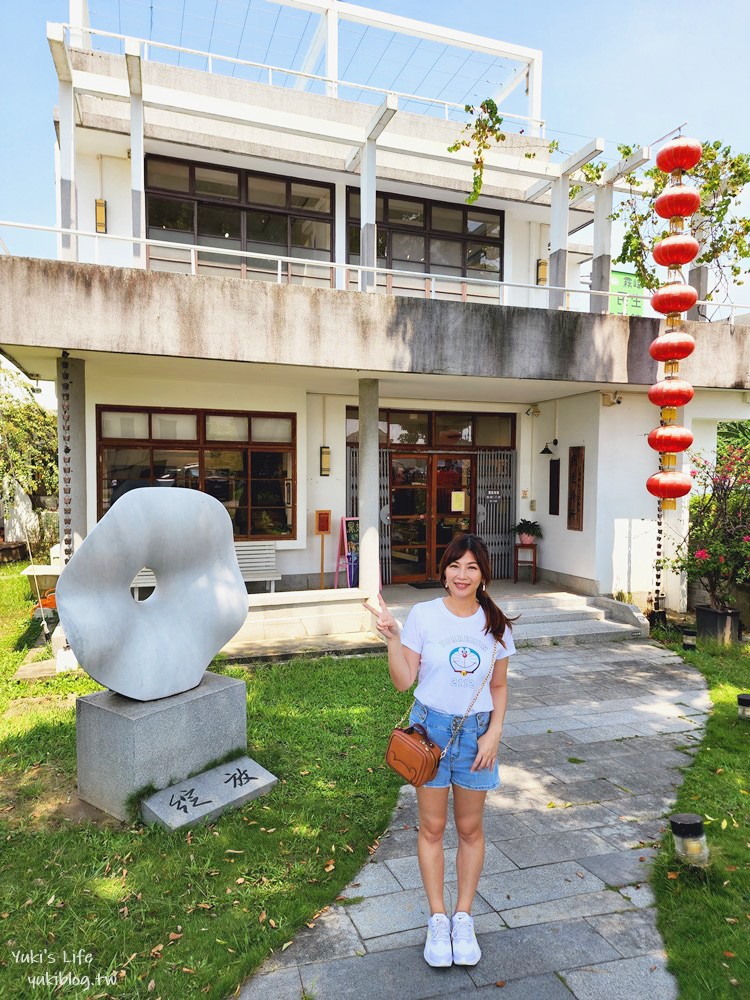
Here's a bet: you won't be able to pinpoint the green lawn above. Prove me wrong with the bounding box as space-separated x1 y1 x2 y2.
650 628 750 999
0 563 407 999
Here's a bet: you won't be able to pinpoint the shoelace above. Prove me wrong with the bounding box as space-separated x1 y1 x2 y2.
452 916 474 941
430 917 451 944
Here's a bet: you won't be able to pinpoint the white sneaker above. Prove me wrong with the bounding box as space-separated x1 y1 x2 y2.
451 911 481 965
423 912 452 967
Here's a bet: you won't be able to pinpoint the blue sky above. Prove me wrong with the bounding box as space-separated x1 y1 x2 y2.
1 0 748 260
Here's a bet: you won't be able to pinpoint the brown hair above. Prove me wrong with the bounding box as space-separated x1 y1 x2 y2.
438 533 517 645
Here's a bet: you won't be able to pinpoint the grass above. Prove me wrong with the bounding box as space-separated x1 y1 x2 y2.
0 562 408 999
648 625 750 999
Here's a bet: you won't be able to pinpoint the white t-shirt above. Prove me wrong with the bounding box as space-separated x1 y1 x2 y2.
399 597 515 715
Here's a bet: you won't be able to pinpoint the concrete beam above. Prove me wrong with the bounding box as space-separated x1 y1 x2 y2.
125 38 143 97
47 23 73 83
525 137 605 202
345 94 398 172
570 146 651 208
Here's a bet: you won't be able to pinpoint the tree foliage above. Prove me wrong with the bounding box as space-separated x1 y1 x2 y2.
447 100 507 204
0 369 58 500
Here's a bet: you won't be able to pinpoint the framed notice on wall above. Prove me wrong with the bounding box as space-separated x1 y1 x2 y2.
567 447 584 531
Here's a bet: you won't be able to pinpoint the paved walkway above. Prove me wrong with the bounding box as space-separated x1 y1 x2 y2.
239 640 709 1000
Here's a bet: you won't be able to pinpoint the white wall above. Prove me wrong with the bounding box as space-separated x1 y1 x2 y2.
75 152 134 267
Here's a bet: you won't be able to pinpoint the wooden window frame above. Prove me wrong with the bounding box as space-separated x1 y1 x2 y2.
567 446 585 531
96 404 297 541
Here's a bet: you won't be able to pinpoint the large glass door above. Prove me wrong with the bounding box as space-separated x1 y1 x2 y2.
390 453 473 583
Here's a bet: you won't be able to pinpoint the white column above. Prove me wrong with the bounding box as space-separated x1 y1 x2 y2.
69 0 91 48
527 56 542 137
59 80 77 261
360 138 376 290
548 175 569 308
358 378 380 606
325 8 339 98
57 355 87 562
334 180 347 289
130 95 145 266
590 183 614 313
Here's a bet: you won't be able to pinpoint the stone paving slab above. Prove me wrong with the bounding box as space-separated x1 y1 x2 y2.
481 810 539 842
541 778 632 805
499 830 617 869
595 819 667 851
300 946 475 1000
467 919 622 986
342 860 403 897
346 885 492 939
577 848 658 888
499 889 634 929
559 953 677 1000
450 974 577 998
237 965 303 1000
584 908 664 959
563 724 646 744
364 910 506 954
608 794 675 823
385 842 516 890
479 861 606 911
617 884 655 909
510 803 621 834
260 905 362 973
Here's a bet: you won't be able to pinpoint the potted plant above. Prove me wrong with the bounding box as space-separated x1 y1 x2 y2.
667 445 750 643
511 518 543 544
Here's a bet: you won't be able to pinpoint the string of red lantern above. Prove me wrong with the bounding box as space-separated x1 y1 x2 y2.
646 136 703 510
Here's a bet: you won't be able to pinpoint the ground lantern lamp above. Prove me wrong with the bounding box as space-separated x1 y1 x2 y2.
669 812 710 867
738 694 750 720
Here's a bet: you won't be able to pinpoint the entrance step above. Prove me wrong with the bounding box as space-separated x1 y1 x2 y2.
513 618 642 646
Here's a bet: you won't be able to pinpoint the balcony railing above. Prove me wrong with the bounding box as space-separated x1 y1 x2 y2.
1 221 745 322
60 24 545 132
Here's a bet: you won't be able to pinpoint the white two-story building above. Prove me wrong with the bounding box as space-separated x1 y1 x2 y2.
2 0 748 610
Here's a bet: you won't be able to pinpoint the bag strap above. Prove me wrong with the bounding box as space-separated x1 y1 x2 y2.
394 639 499 756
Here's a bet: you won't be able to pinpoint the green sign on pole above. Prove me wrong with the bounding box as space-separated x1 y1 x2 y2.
609 270 645 316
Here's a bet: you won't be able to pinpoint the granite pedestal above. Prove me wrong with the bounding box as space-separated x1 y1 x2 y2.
76 671 247 821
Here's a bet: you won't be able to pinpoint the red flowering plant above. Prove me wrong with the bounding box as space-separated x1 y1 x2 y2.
668 445 750 611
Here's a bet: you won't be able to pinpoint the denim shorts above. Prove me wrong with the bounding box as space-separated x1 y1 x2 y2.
409 699 501 792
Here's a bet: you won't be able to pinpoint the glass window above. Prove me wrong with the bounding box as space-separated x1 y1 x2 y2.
248 175 286 207
347 226 386 265
250 451 293 537
476 414 513 447
391 232 425 270
206 414 249 441
392 458 427 485
101 411 148 439
102 448 151 509
348 192 384 223
388 199 424 227
290 218 331 259
152 450 200 489
195 166 239 199
197 205 241 240
152 413 198 440
436 413 473 446
147 160 190 192
247 212 286 249
205 449 248 533
251 416 293 443
467 242 501 277
430 238 462 274
389 411 429 445
431 205 463 233
147 196 194 233
290 182 331 213
345 407 387 445
467 210 502 239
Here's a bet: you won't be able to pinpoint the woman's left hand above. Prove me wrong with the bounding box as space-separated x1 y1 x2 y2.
471 730 502 771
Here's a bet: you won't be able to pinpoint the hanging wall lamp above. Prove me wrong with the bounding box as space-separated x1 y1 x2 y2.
540 439 558 455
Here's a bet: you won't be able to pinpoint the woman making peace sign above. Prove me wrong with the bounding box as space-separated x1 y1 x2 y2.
367 534 514 969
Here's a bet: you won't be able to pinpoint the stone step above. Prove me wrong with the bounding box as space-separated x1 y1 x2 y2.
513 618 642 647
505 606 605 625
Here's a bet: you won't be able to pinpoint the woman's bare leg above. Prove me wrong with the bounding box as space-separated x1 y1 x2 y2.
452 786 487 914
415 786 450 913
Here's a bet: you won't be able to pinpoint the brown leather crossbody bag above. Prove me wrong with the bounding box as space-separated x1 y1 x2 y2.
385 641 498 787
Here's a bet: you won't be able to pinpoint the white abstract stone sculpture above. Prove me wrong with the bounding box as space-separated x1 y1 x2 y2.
56 488 248 701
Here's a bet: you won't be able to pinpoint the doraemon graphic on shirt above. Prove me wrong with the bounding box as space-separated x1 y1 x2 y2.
449 646 481 675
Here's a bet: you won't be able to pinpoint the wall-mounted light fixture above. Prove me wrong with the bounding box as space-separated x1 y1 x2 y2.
601 392 623 407
319 445 331 476
536 258 548 286
540 439 558 455
525 405 541 417
95 199 107 234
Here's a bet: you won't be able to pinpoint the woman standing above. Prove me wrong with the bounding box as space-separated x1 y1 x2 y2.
368 534 514 968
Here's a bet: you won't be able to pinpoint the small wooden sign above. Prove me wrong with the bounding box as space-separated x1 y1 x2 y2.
315 509 332 535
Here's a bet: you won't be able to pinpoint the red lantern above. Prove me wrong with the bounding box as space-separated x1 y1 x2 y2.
647 425 694 453
651 283 698 314
648 379 695 408
656 137 702 174
653 234 700 267
646 471 692 500
654 185 701 220
649 332 695 361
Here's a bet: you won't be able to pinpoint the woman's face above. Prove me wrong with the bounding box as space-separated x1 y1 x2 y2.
443 549 483 600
